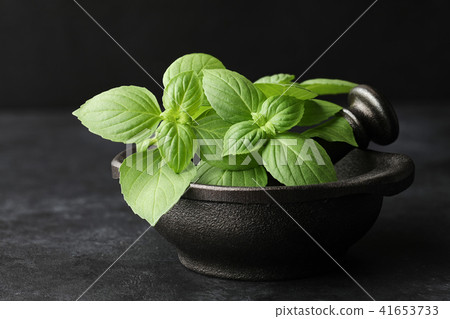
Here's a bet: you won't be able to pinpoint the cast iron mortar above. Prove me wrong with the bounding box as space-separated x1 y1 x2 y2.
111 85 414 280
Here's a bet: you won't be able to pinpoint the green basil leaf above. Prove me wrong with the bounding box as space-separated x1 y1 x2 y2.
195 161 267 187
136 138 156 153
119 149 196 226
163 53 225 87
299 99 343 126
255 73 295 84
193 111 260 170
299 78 358 95
254 82 317 100
300 115 358 147
262 132 337 186
193 110 230 157
259 95 305 134
156 120 195 173
223 121 267 156
162 71 203 116
192 104 212 120
73 86 162 143
203 69 266 123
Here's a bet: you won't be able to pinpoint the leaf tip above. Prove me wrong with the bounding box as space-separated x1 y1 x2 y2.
72 108 81 118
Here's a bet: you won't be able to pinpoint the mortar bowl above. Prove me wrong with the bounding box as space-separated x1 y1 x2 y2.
112 149 414 280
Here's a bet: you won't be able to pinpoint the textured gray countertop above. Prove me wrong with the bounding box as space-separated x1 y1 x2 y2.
1 103 449 300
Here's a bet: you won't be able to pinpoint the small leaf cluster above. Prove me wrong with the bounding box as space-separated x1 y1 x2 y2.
74 53 358 225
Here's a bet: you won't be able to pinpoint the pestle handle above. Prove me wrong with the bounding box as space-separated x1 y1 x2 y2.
317 85 399 163
342 84 399 148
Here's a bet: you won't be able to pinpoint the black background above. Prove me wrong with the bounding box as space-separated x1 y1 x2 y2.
1 0 449 110
1 1 450 301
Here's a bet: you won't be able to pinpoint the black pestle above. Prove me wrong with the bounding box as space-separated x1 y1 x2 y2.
317 84 400 163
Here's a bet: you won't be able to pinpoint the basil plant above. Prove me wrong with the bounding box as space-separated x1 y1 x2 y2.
74 53 358 225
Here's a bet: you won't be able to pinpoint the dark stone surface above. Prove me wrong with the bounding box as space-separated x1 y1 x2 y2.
0 103 449 300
